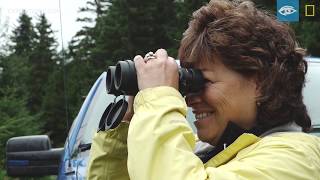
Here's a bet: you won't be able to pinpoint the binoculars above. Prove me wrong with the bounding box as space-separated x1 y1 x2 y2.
99 59 206 130
106 60 206 96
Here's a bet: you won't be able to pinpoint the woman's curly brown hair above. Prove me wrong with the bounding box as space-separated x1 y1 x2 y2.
178 0 311 132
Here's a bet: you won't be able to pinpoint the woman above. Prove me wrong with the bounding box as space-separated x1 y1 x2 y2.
87 0 320 179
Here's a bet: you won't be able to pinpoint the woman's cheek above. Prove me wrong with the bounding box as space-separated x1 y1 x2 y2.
202 86 217 107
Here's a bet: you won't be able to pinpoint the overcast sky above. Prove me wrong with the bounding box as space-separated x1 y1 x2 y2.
0 0 90 50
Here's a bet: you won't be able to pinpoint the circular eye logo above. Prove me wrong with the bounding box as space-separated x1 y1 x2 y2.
279 5 297 16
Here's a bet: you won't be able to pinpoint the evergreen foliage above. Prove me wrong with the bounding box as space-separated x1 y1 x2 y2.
27 13 57 113
10 11 36 56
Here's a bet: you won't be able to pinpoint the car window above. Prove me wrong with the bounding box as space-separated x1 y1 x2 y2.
303 61 320 126
309 131 320 137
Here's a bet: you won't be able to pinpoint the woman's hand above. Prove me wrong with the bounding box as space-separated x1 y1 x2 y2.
134 49 179 91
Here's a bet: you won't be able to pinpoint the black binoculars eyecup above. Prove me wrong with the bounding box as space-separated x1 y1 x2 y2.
106 66 122 96
114 60 139 96
98 98 128 131
98 102 114 131
178 68 205 96
106 98 128 129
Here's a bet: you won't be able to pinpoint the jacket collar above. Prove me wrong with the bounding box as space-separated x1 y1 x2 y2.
202 122 302 167
259 122 302 137
204 133 260 168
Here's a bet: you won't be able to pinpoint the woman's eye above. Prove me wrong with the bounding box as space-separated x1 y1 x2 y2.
202 72 215 85
204 80 213 87
204 77 213 83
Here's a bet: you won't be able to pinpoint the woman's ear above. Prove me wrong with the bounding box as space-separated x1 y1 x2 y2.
255 85 262 101
250 75 262 98
255 82 261 97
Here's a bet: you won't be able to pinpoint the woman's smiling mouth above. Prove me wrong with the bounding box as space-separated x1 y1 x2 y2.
195 112 214 120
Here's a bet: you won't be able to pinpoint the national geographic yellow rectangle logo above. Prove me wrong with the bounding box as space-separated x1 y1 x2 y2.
301 0 319 20
305 5 315 16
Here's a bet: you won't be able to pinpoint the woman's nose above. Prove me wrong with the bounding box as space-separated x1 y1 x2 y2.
185 93 202 107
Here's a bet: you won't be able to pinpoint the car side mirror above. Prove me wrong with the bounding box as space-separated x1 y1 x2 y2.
6 135 63 177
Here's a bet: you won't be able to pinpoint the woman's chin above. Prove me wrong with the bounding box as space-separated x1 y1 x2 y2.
196 132 217 145
195 117 221 145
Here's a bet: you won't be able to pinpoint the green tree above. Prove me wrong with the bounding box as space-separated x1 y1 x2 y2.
69 0 111 75
27 13 57 113
41 63 68 146
126 0 179 56
176 0 208 31
291 22 320 56
6 12 35 98
254 0 275 11
10 11 36 56
174 0 209 57
0 55 30 98
0 15 10 56
0 56 38 154
90 0 181 65
0 86 41 168
64 0 112 122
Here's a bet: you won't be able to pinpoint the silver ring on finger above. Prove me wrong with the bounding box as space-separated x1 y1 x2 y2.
144 52 157 62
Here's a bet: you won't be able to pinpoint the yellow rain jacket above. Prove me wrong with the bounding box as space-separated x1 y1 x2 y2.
87 87 320 180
